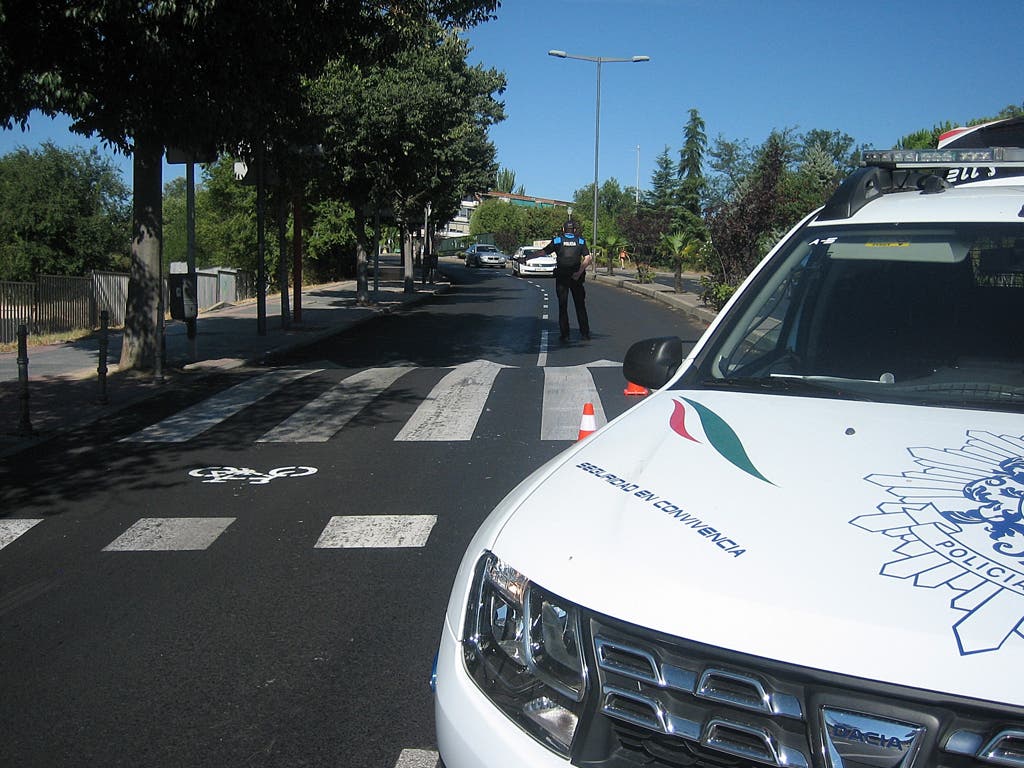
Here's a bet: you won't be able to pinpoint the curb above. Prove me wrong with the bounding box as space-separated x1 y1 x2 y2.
592 272 718 326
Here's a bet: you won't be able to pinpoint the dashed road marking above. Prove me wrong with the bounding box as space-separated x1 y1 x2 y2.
314 515 437 549
103 518 236 551
0 519 43 550
394 749 440 768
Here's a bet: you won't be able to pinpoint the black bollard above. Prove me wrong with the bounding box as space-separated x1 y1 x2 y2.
97 310 109 404
16 324 33 436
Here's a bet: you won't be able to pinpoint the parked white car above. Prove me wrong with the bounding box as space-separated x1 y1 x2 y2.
511 246 556 277
434 117 1024 768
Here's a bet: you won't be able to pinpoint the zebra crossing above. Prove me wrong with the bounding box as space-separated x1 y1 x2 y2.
1 513 440 554
119 358 624 444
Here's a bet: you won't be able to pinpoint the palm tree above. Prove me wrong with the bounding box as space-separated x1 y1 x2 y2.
601 232 627 275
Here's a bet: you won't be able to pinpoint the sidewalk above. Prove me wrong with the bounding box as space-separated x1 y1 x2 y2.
591 266 718 327
0 276 448 458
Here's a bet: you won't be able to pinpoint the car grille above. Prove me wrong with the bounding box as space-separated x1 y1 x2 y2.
569 613 1024 768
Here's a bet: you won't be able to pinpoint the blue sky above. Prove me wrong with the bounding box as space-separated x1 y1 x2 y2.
3 0 1021 203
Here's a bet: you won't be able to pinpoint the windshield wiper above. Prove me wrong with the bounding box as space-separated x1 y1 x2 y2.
700 375 874 400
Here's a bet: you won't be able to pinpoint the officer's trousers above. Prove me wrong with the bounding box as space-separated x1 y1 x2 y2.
554 268 590 340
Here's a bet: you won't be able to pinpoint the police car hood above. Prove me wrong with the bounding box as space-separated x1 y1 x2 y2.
490 389 1024 706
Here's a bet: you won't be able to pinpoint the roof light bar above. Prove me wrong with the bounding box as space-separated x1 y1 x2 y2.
863 147 1024 168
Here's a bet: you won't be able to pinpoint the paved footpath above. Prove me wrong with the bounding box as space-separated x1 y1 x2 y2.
0 277 446 458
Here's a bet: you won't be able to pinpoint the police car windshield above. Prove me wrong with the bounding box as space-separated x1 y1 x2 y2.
687 222 1024 411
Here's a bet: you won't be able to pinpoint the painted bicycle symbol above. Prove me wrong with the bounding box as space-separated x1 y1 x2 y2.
188 466 318 485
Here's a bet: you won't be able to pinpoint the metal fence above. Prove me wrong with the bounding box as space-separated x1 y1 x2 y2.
0 268 253 344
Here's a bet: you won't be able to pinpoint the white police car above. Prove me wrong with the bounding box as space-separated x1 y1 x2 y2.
434 117 1024 768
512 246 557 277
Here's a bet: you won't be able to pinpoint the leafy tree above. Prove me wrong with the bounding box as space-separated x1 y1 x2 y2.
309 24 504 299
304 197 358 281
618 207 672 283
0 142 129 281
524 205 569 244
897 103 1023 150
573 177 634 257
0 0 500 369
470 198 523 252
703 131 788 308
705 134 754 210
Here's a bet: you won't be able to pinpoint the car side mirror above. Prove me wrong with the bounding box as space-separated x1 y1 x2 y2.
623 337 684 389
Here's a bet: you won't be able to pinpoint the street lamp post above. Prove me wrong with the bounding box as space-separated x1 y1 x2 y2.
548 50 649 271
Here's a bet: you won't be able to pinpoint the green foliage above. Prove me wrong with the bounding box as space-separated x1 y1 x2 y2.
305 198 358 281
896 103 1024 150
678 108 707 218
0 142 130 280
195 156 259 273
470 198 522 253
645 146 678 213
309 25 505 266
698 275 736 311
572 177 635 245
704 130 788 295
618 207 672 283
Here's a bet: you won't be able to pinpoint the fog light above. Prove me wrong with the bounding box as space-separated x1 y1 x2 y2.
523 696 579 751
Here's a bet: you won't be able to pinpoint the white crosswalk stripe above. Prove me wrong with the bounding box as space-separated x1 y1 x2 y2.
395 360 509 441
122 367 321 443
258 366 414 443
103 518 236 551
120 359 624 444
0 519 43 550
393 749 440 768
541 362 616 440
5 515 439 556
314 515 437 549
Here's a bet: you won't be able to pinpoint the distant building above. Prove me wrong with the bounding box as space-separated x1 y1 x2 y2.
438 191 572 239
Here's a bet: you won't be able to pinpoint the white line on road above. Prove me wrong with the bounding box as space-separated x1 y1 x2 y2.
314 515 437 549
394 360 508 441
537 330 549 368
0 519 42 550
257 366 414 442
122 367 321 443
394 749 440 768
103 518 236 551
541 364 608 440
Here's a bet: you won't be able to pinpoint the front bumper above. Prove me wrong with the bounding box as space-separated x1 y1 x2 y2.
519 264 554 276
479 259 506 268
435 615 570 768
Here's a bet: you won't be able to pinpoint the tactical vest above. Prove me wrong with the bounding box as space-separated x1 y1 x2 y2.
552 234 587 270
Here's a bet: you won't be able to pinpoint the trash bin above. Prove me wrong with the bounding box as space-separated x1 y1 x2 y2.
169 273 198 321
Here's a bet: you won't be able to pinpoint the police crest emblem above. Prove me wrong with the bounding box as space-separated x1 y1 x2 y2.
852 430 1024 655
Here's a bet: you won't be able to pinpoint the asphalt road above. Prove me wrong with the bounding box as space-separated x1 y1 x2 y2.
0 262 706 767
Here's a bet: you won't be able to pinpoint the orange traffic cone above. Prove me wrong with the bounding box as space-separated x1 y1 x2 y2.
623 380 650 397
577 402 597 441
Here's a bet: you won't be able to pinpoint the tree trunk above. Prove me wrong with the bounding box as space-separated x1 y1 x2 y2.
353 209 370 305
402 224 414 293
120 136 163 372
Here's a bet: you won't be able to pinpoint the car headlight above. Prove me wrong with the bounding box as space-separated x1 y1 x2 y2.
462 552 587 756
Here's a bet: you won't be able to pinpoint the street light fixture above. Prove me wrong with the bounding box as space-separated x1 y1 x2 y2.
548 50 650 270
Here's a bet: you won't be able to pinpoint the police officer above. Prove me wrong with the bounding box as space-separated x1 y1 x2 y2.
539 219 593 342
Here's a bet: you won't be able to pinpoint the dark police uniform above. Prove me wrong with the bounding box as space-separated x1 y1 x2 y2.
541 230 591 341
